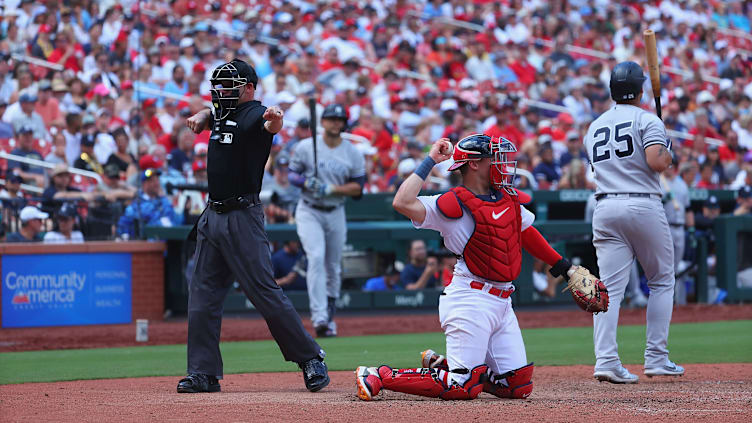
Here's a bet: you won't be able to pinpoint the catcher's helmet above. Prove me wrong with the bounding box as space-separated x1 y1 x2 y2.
321 103 348 121
210 59 258 120
447 134 493 171
448 134 518 194
609 61 646 101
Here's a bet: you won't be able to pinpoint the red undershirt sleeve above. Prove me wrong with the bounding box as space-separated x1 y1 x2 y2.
521 226 562 267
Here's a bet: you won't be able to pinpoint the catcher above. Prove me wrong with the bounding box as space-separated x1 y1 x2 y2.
355 135 608 401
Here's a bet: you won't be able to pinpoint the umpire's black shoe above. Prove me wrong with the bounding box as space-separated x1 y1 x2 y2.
299 357 330 392
177 373 221 393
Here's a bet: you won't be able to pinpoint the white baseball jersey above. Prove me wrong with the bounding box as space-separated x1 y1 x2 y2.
584 104 668 195
414 194 535 284
290 137 366 208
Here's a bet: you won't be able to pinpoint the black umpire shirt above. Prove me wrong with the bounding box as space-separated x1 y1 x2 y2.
207 100 273 200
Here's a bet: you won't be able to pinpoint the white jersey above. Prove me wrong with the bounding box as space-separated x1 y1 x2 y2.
290 137 366 208
413 194 535 284
584 104 668 195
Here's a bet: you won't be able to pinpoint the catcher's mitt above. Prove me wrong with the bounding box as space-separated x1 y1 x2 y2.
562 266 609 313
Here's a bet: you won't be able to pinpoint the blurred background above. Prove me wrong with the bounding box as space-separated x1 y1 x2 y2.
0 0 750 321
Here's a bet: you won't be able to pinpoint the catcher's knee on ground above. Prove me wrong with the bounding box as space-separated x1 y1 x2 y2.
484 363 534 399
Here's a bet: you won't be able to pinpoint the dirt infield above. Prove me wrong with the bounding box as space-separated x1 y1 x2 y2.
1 364 750 422
2 303 751 352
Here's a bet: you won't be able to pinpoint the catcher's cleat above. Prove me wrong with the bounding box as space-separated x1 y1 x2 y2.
593 366 639 384
644 361 684 377
177 373 221 393
355 366 383 401
420 349 447 370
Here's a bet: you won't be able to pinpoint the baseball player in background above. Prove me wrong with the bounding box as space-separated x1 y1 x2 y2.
355 134 587 401
585 61 684 384
289 104 366 337
660 163 694 305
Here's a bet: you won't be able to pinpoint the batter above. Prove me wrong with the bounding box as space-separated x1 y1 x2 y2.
289 104 366 337
585 61 684 383
355 135 585 400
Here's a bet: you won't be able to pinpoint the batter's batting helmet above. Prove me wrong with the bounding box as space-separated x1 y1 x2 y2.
321 104 348 121
609 61 646 101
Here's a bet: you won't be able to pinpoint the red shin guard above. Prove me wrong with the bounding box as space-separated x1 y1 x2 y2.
378 365 488 400
484 363 534 399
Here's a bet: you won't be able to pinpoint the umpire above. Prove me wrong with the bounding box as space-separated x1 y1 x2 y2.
178 59 329 393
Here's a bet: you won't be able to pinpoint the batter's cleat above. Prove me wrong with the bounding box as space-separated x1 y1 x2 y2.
420 349 447 369
176 373 221 393
315 324 336 338
593 366 639 384
300 357 330 392
355 366 383 401
644 361 685 377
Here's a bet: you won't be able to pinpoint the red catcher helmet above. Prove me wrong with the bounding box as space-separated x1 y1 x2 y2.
448 133 518 195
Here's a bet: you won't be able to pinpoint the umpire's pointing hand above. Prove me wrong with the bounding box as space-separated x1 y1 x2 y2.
263 106 284 134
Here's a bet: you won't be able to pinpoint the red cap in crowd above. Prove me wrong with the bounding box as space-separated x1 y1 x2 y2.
121 80 133 90
192 160 207 172
139 154 164 170
143 98 157 108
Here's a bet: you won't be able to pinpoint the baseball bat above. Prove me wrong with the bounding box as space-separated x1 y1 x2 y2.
308 97 318 177
644 29 662 119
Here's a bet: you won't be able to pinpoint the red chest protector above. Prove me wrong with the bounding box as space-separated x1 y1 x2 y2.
437 186 523 282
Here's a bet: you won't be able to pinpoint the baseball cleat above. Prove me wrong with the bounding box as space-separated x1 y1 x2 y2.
355 366 382 401
644 361 685 377
593 366 639 384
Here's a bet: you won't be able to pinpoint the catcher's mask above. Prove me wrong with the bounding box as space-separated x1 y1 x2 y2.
210 60 256 120
448 134 518 195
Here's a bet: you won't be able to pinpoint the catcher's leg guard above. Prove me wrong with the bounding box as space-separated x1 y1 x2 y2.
378 365 488 400
355 366 383 401
421 349 449 371
484 363 534 399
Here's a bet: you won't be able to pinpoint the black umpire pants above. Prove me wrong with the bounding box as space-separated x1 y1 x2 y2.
187 203 322 378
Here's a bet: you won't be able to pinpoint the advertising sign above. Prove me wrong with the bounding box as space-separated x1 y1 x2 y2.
2 253 132 328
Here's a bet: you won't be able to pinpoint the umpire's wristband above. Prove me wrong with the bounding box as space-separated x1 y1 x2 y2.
414 157 436 180
549 258 572 279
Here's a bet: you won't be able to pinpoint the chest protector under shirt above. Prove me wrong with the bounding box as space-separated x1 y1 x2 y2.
437 186 522 282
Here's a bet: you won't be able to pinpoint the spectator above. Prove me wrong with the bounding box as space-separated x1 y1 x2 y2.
62 112 83 165
73 133 103 174
42 163 88 204
116 169 182 238
5 205 47 242
163 65 188 97
704 145 728 186
0 100 13 138
696 161 721 189
43 202 84 243
168 127 194 174
8 93 47 140
105 127 138 179
95 163 136 202
272 240 307 291
559 130 588 167
45 132 68 165
734 186 752 216
558 159 591 189
533 143 561 189
400 240 439 290
363 264 402 291
6 126 45 186
34 79 63 129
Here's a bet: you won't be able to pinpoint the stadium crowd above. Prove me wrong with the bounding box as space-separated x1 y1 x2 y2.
0 0 751 245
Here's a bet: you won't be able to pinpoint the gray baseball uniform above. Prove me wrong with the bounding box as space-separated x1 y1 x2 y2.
661 174 690 304
289 137 366 330
584 104 676 371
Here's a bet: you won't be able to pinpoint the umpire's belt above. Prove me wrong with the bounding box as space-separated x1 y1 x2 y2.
208 193 260 213
595 193 662 201
470 281 515 298
303 199 338 212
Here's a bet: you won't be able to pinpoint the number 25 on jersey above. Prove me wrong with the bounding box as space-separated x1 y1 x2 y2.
592 121 634 163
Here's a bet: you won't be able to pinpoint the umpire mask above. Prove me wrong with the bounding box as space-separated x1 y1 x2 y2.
210 61 250 121
490 137 518 195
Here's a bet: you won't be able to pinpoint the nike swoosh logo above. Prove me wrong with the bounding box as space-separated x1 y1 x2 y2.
492 207 510 220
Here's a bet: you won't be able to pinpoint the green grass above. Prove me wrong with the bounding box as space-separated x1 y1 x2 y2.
1 320 750 385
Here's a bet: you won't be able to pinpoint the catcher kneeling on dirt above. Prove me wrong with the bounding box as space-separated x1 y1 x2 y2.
355 135 609 401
